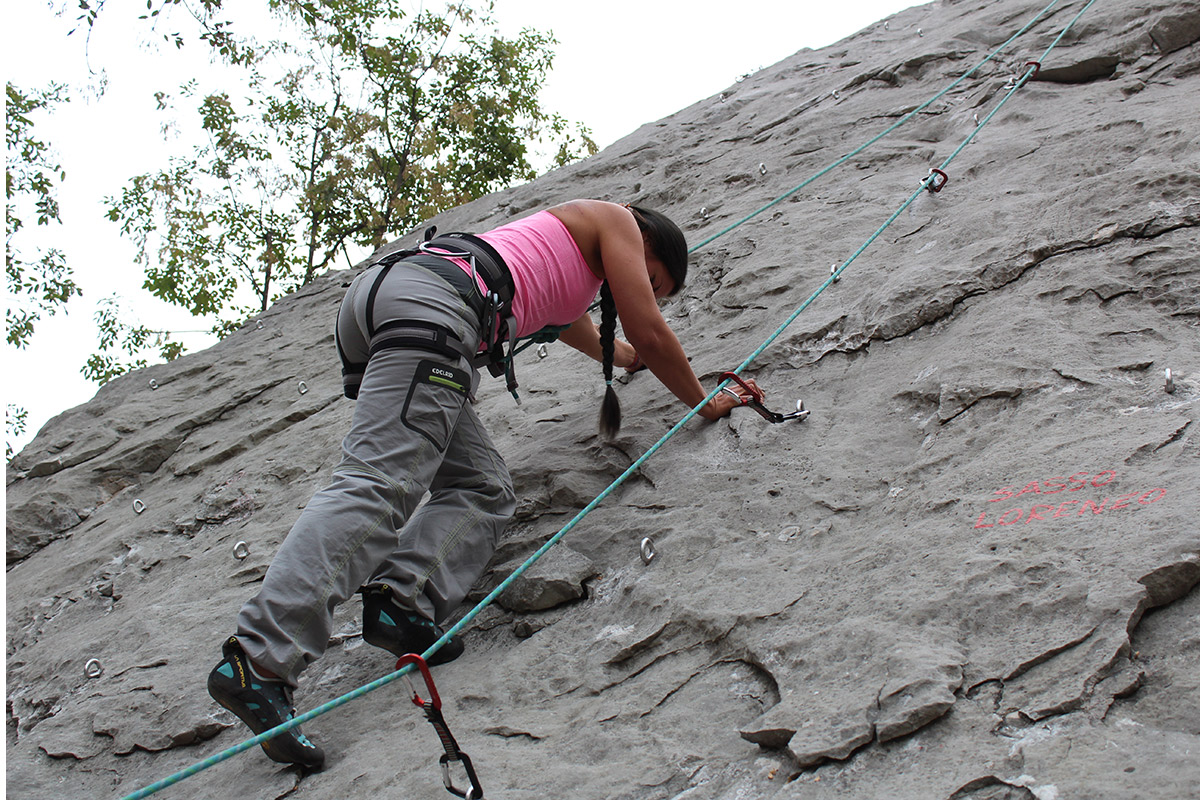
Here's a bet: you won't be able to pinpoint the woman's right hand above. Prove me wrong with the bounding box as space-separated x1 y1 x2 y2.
700 377 761 420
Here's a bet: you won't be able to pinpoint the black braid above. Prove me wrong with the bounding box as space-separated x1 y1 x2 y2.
598 281 621 438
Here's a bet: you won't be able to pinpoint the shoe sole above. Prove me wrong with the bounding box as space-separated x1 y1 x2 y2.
362 624 464 665
208 677 324 770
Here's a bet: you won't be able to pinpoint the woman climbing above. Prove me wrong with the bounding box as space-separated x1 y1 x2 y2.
206 199 758 769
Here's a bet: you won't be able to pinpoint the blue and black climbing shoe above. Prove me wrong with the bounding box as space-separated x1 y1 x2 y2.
360 584 464 666
206 636 325 771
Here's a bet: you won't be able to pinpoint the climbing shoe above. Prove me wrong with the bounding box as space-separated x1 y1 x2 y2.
206 636 325 771
360 584 464 666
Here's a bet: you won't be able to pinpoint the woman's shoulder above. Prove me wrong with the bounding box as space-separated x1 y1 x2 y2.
546 199 628 225
547 200 637 245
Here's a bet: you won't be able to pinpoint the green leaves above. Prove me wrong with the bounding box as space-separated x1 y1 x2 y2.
6 404 28 463
6 80 83 458
6 82 81 350
100 0 596 376
81 295 180 385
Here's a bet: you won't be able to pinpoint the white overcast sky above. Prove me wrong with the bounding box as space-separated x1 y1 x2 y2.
4 1 921 454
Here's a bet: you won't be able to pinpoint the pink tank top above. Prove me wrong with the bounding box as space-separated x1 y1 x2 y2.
448 211 601 339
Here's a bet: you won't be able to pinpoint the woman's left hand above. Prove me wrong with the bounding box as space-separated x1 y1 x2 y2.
623 350 648 373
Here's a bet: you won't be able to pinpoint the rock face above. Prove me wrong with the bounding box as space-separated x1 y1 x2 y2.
7 1 1199 798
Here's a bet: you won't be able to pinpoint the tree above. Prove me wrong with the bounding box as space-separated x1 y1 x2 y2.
6 81 80 349
7 81 82 460
81 295 187 385
105 0 595 338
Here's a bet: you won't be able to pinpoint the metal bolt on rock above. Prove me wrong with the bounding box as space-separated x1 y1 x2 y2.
918 27 924 36
256 319 265 330
1165 368 1176 394
298 380 309 395
831 264 840 282
149 379 159 390
233 541 250 560
759 163 768 175
640 537 656 565
84 659 104 679
537 343 548 360
133 499 147 514
700 207 709 219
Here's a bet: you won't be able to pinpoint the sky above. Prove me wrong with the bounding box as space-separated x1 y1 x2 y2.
4 0 922 455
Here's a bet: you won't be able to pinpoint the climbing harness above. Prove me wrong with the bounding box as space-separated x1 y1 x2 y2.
719 372 809 424
397 654 484 800
120 1 1104 796
337 226 524 402
417 231 522 401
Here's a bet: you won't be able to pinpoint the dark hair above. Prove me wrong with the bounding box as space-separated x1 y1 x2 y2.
629 205 688 295
598 205 688 438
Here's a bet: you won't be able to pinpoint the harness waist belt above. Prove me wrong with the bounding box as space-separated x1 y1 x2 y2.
423 233 514 312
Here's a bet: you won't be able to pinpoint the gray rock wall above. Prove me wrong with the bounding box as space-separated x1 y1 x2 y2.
7 1 1199 798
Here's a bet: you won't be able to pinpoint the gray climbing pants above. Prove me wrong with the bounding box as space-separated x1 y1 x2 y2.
235 262 516 685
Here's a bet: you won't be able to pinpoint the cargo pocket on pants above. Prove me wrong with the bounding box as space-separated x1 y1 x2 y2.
402 359 471 451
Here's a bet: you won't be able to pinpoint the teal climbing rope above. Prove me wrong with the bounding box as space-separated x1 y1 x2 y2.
119 2 1098 797
507 0 1063 357
687 0 1065 255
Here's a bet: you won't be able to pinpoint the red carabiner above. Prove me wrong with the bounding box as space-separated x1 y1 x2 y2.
395 653 442 711
718 372 809 424
718 371 764 404
925 168 949 193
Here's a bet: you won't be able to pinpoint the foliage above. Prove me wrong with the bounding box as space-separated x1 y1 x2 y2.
6 78 183 400
6 81 84 459
80 296 186 385
7 404 28 463
6 82 81 349
105 0 596 334
72 0 250 65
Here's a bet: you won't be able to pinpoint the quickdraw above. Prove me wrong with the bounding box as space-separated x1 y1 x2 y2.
396 654 484 800
719 372 810 423
924 167 949 193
